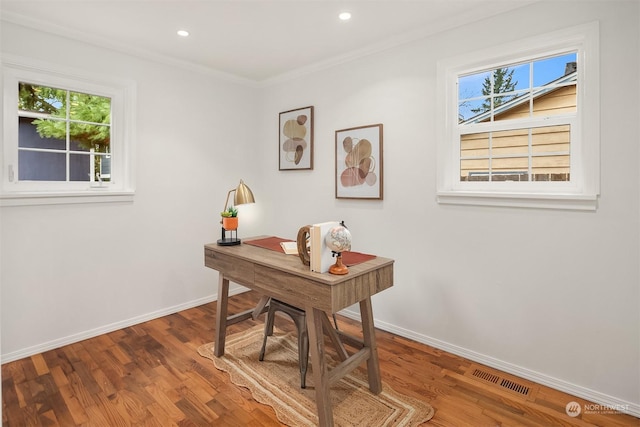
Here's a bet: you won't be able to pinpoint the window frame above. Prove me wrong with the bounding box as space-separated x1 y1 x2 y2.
1 55 136 206
436 22 599 210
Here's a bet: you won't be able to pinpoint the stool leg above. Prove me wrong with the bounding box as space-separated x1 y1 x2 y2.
266 305 276 337
292 314 309 388
259 305 276 361
299 328 309 389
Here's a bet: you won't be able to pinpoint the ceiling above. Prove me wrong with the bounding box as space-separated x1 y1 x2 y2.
0 0 535 83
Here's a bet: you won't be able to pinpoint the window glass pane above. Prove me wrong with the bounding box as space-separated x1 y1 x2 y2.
461 158 489 181
69 153 90 181
532 154 570 169
18 83 65 114
509 64 530 91
459 71 490 99
532 84 576 116
97 154 111 182
492 157 529 176
532 125 570 153
18 151 66 181
18 117 66 150
69 123 110 152
493 95 530 121
492 129 528 157
69 91 111 124
533 53 577 87
460 132 489 159
493 95 516 114
458 98 488 123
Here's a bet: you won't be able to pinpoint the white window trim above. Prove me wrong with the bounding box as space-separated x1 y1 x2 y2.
1 54 136 206
436 22 599 211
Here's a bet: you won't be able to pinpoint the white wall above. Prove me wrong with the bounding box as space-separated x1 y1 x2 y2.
1 0 639 417
257 1 640 413
0 22 262 358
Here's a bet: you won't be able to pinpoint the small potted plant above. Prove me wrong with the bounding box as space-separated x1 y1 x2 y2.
220 206 238 230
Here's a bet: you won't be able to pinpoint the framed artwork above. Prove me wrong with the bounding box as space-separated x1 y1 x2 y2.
279 106 314 170
335 124 383 200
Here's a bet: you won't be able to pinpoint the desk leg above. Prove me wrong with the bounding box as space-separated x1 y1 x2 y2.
307 307 334 427
214 274 230 357
360 297 382 394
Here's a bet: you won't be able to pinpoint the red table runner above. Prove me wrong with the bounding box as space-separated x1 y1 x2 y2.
244 236 376 266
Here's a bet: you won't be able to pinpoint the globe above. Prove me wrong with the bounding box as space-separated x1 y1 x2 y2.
325 225 352 253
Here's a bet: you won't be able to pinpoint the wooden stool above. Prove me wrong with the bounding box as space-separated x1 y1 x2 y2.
259 299 309 388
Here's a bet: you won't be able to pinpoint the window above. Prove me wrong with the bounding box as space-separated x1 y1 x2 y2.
2 56 135 205
437 23 599 210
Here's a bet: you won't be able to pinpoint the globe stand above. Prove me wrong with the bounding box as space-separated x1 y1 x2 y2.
329 252 349 275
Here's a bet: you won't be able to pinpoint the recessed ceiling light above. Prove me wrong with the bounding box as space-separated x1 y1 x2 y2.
177 30 190 37
338 12 351 21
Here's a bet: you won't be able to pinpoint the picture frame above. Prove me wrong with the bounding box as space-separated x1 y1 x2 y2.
335 124 383 200
279 106 314 170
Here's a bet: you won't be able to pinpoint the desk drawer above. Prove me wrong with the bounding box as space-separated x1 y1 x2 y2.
205 249 255 285
332 263 393 311
254 264 332 311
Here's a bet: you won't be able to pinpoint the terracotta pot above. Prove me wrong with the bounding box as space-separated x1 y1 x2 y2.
222 216 238 230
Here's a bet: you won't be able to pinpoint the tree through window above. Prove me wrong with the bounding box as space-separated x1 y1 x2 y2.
437 22 600 210
457 53 577 182
469 67 518 116
18 83 112 183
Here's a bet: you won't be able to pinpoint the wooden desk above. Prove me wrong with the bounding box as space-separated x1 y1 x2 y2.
204 239 394 426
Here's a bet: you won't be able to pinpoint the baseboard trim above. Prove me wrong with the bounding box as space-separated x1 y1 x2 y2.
340 308 640 418
0 285 248 364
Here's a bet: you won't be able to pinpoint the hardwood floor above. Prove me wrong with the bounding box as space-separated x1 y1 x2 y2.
2 290 638 426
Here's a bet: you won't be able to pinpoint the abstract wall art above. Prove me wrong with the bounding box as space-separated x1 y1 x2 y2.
279 106 314 170
335 124 383 199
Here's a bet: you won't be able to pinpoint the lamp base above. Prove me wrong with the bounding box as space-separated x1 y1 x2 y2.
328 254 349 275
217 237 241 246
218 226 241 246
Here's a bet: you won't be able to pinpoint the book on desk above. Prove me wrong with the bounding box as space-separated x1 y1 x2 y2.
310 220 340 273
279 241 298 255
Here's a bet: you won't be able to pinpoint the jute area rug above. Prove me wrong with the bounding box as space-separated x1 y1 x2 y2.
198 325 435 426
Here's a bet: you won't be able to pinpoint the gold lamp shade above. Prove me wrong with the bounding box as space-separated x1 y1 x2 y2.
222 179 255 212
233 179 255 206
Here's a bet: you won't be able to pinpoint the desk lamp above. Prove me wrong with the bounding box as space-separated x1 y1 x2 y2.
217 179 255 246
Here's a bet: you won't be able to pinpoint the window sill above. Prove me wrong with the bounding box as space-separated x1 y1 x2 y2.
0 190 135 207
436 191 598 211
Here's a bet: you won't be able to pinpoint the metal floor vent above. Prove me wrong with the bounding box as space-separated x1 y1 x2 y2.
499 378 531 396
472 368 500 384
468 365 536 399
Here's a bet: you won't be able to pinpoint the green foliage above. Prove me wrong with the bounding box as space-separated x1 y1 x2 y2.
220 206 238 217
18 83 111 150
19 84 62 114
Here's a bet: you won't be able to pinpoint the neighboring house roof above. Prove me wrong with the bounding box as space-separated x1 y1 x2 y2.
461 70 577 124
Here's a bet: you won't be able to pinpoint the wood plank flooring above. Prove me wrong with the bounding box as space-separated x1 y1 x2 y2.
2 290 638 426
